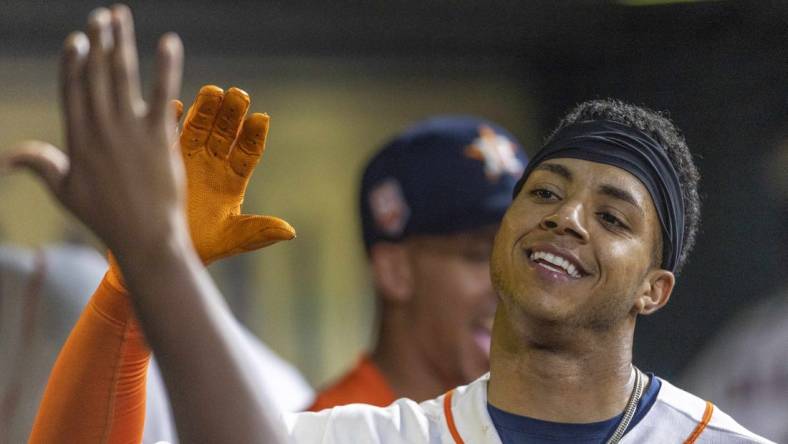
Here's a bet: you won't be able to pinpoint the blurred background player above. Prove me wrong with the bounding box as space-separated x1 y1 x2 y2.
310 116 528 409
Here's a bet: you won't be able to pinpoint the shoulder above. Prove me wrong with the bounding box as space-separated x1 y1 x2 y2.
285 374 495 444
309 355 395 411
633 378 774 443
285 397 437 443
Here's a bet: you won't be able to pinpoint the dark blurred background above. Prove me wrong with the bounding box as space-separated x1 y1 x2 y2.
1 0 786 383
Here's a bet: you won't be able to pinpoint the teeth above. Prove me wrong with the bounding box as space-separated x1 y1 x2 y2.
529 250 582 278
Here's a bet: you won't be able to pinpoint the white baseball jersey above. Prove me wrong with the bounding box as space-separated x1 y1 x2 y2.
283 372 773 443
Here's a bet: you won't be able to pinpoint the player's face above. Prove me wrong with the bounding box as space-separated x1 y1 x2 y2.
404 226 498 386
490 158 662 329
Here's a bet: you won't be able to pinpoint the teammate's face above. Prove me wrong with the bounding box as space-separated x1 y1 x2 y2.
404 226 498 386
490 158 663 329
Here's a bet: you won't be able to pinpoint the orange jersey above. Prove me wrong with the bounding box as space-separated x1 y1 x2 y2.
308 355 396 411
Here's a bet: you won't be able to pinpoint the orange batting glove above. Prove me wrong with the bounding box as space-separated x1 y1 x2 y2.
107 85 295 288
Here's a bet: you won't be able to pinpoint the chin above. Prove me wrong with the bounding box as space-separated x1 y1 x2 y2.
503 290 581 327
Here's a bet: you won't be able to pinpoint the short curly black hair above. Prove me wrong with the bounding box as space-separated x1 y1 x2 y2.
547 99 701 274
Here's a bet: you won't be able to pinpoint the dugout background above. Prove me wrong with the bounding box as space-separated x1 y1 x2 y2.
0 0 785 387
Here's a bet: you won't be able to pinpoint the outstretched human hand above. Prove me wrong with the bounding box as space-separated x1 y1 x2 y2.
179 85 295 264
104 86 296 286
1 6 185 259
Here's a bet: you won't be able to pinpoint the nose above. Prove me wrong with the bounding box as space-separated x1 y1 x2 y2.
540 200 589 242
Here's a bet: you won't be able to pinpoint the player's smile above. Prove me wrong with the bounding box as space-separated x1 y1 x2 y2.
523 243 590 283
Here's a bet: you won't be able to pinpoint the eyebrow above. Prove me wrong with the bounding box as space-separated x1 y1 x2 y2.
598 184 644 215
535 161 645 215
535 162 572 180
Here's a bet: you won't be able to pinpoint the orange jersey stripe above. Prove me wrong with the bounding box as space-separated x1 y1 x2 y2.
443 390 465 444
683 401 714 444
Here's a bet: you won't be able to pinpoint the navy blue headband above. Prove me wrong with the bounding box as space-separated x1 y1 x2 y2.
513 120 684 272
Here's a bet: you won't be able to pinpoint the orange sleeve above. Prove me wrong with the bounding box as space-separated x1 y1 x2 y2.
28 272 150 444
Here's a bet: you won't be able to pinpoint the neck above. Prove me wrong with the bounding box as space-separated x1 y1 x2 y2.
371 309 455 402
487 305 642 423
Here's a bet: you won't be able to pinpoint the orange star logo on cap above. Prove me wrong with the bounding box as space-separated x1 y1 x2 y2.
464 125 524 182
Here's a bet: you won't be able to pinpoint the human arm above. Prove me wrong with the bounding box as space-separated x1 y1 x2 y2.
26 273 150 443
4 5 289 443
27 82 295 442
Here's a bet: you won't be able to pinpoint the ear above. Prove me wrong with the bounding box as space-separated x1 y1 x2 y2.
634 269 675 315
369 242 414 304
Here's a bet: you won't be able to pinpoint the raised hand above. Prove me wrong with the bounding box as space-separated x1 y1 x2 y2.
103 87 296 286
179 85 295 264
1 5 184 258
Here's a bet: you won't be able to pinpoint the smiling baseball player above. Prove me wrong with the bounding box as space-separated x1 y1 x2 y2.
6 4 773 443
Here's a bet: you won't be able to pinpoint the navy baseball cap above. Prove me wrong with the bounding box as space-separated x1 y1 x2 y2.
360 115 528 249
